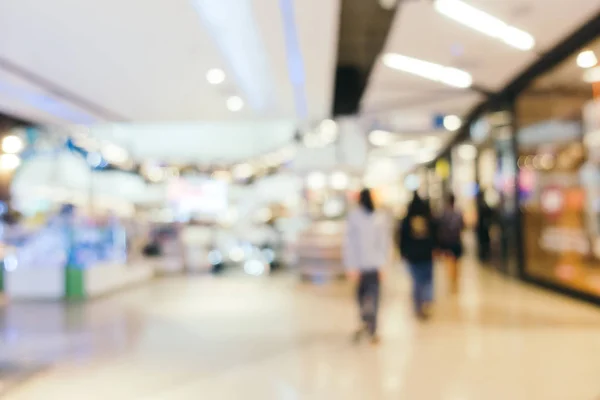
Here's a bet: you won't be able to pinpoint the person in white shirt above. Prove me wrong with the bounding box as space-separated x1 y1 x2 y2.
343 188 390 344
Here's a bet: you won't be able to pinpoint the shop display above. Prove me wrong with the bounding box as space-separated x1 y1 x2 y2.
296 221 344 280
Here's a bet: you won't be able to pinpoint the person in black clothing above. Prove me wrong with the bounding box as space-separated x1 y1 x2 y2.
398 194 437 319
476 192 493 262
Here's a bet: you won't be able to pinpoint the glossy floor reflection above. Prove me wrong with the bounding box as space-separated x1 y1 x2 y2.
2 259 600 400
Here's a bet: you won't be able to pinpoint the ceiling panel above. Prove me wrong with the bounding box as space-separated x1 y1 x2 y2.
0 0 339 124
362 0 600 123
85 121 296 164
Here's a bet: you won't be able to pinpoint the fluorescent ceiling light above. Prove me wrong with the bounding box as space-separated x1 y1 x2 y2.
443 115 462 131
369 129 392 146
227 96 244 112
434 0 535 51
577 50 598 69
206 68 226 84
383 53 472 88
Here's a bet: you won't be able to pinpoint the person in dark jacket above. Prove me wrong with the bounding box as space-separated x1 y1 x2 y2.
398 194 437 319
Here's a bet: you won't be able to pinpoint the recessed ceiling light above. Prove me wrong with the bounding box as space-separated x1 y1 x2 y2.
369 130 392 146
383 53 472 88
577 50 598 69
206 68 226 85
227 96 244 112
434 0 535 51
443 115 462 131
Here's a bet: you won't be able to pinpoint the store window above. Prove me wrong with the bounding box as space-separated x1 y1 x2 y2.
516 36 600 296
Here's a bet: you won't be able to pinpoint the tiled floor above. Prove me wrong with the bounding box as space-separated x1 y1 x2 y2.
2 258 600 400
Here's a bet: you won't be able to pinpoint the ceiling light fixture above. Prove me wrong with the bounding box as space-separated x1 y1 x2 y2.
206 68 226 84
369 130 392 146
443 115 462 131
227 96 244 112
383 53 472 88
434 0 535 51
577 50 598 69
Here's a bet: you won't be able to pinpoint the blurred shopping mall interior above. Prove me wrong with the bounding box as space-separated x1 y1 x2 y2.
1 0 600 398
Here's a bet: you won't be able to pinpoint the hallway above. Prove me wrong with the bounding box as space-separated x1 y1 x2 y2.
2 260 600 399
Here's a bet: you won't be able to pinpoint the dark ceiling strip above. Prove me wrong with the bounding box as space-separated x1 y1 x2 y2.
430 9 600 164
0 56 128 122
332 0 399 116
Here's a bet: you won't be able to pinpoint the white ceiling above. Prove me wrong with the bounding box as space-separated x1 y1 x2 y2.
0 0 340 124
85 121 296 164
362 0 600 128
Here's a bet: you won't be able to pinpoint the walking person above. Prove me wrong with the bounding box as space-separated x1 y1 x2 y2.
343 188 390 344
398 194 437 320
437 194 464 294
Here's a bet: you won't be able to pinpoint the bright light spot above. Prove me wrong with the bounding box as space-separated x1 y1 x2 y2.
577 50 598 69
4 255 17 271
227 96 244 112
323 197 345 218
434 0 535 51
146 166 165 183
443 115 462 131
392 139 419 155
404 174 420 191
229 246 245 263
244 259 266 276
208 250 222 265
583 66 600 83
232 163 253 180
319 119 338 144
2 135 24 154
86 152 103 168
101 142 128 164
458 143 477 160
0 154 20 171
369 130 392 146
417 151 436 164
330 171 349 190
306 171 326 189
383 53 472 88
206 68 226 84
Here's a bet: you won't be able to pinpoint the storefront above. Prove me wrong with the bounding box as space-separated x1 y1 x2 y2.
515 35 600 299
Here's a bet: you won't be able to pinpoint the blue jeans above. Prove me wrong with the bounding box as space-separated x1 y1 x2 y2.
356 270 380 335
407 261 434 313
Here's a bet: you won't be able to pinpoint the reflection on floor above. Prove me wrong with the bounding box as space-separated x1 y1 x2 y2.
2 258 600 400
